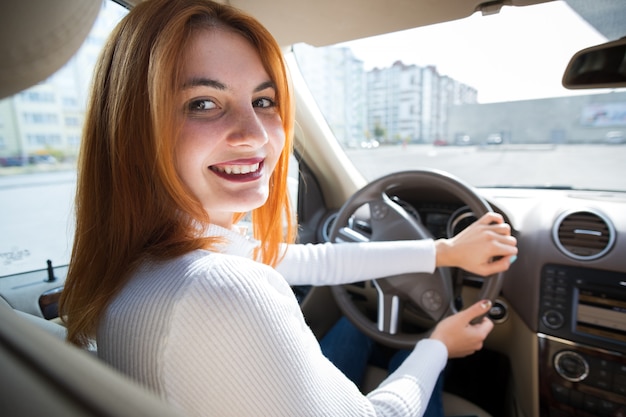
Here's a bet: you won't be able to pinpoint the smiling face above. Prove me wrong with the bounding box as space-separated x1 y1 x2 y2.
175 27 285 228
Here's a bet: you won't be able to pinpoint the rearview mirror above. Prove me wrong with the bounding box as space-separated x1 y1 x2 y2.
562 37 626 89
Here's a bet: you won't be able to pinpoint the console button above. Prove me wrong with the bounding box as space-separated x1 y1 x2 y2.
583 395 599 414
569 389 583 408
548 407 570 417
554 350 589 382
587 357 614 391
550 383 570 404
614 374 626 396
543 310 565 329
598 399 618 417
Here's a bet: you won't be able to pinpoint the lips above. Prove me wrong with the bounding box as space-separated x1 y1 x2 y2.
209 159 264 181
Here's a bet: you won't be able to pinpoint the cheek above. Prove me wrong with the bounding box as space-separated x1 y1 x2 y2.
174 129 209 186
267 119 287 160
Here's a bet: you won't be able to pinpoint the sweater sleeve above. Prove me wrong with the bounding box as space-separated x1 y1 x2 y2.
276 240 436 286
160 254 446 417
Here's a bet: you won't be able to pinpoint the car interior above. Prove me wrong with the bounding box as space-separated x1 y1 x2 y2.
1 0 625 416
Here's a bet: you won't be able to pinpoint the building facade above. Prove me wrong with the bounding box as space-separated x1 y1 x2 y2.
293 43 366 148
295 45 478 147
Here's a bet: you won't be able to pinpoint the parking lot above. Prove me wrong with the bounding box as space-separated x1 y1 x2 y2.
346 143 626 191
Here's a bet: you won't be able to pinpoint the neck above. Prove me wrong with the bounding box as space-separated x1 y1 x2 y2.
207 211 234 229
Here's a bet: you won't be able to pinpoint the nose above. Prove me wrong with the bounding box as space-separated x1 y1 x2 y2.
226 105 269 147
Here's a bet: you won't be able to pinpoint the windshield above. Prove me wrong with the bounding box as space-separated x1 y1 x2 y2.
1 0 625 278
292 0 626 190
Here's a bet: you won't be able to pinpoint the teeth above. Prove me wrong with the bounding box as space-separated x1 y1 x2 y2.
213 163 260 175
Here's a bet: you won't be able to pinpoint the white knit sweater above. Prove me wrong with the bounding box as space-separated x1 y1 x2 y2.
98 225 447 417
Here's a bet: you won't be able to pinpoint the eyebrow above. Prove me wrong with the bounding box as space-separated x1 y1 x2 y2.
182 78 276 93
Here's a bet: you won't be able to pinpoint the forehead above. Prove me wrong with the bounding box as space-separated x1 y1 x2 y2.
182 27 269 84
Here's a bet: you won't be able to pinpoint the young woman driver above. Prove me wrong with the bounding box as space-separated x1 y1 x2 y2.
60 0 518 416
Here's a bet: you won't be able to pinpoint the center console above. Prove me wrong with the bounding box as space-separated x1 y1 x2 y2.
538 264 626 417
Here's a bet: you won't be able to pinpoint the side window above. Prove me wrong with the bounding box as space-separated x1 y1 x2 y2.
0 2 128 278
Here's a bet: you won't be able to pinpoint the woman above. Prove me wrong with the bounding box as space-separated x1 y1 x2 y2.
60 0 518 415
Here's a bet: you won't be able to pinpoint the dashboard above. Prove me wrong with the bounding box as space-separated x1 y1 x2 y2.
321 185 626 416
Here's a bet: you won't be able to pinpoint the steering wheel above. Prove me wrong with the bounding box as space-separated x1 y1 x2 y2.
329 169 503 350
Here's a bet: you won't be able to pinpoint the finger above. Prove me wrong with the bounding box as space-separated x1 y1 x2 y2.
463 299 492 323
482 253 517 275
489 222 512 236
479 212 503 225
492 236 518 254
471 315 494 334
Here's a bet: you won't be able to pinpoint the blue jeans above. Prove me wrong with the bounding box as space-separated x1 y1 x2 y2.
320 316 444 417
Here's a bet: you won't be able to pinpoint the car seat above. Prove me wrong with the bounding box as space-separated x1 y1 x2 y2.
0 296 186 417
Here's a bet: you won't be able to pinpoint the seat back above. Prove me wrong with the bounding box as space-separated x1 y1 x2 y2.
0 300 186 417
14 310 67 340
0 0 101 98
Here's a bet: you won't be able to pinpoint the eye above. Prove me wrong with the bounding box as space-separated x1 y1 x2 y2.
253 97 275 109
187 98 217 112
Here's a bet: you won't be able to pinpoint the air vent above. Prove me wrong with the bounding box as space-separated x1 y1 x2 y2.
552 209 616 261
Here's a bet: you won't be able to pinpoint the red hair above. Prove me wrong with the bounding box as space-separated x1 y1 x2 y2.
60 0 296 347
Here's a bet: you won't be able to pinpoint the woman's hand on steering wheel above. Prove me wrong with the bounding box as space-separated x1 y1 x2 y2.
434 212 518 277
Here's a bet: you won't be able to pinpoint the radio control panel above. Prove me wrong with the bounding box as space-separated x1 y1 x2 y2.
538 264 626 416
539 264 626 353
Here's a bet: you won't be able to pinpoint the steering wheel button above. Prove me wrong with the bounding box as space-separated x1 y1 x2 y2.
421 290 443 311
370 203 388 220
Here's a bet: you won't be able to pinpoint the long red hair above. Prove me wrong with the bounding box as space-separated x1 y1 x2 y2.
60 0 296 347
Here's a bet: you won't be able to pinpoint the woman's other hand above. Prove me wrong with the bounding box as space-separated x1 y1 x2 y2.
430 300 494 358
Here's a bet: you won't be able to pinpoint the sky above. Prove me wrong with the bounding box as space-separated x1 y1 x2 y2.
337 1 609 103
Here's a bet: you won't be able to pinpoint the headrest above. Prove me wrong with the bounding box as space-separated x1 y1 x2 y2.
0 0 102 99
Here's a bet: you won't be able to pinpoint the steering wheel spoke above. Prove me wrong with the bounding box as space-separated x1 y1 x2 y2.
369 195 432 241
372 279 403 334
335 225 371 243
